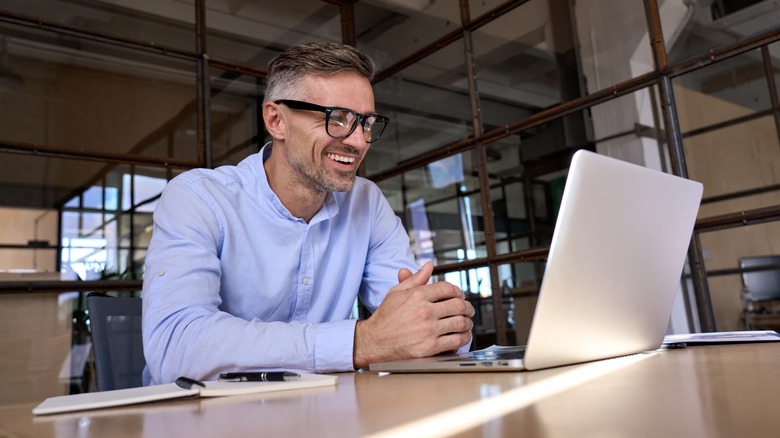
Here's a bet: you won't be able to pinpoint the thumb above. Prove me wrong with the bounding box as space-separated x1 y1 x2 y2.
397 268 414 283
397 261 433 289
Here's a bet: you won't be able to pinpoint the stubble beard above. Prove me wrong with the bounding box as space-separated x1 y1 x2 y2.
289 153 357 193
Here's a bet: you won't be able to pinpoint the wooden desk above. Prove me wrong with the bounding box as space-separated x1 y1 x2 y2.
2 343 779 437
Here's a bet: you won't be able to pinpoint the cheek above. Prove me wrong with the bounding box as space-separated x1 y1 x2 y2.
287 130 321 159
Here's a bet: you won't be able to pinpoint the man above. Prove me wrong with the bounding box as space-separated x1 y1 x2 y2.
142 42 474 385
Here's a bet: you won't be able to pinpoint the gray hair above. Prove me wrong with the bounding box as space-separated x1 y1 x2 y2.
263 42 376 103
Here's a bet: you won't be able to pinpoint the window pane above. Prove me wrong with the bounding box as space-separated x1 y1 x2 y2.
0 152 173 279
483 115 592 256
485 85 683 260
665 1 780 64
82 186 104 210
469 0 513 17
367 42 474 176
472 0 565 124
674 48 780 210
376 151 485 267
430 265 513 349
355 1 460 72
117 213 151 279
699 221 780 332
364 0 654 147
121 173 167 213
61 212 114 280
206 0 341 66
2 0 196 52
0 23 199 161
684 115 780 210
572 0 654 92
498 261 544 345
0 207 58 274
210 72 267 166
0 155 109 209
675 48 776 133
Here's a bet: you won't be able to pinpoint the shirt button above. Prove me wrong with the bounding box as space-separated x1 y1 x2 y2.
156 269 165 277
302 277 309 285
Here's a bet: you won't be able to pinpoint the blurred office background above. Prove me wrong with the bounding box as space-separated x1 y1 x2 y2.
1 0 779 404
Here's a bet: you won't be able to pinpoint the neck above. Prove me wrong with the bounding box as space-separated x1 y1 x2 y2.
263 150 326 223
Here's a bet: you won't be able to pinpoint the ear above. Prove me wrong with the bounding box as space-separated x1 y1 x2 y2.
263 101 286 140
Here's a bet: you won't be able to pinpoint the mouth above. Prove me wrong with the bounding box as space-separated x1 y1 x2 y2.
326 152 357 166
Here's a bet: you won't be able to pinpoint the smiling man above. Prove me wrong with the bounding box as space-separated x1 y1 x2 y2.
141 42 474 385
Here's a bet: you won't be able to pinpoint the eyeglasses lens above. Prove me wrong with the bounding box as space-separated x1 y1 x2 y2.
326 109 387 143
363 117 387 143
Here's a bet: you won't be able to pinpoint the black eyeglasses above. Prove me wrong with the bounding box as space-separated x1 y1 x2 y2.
275 99 389 143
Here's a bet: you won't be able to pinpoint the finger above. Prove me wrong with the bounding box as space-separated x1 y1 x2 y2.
431 297 473 321
459 299 475 318
396 261 433 290
420 281 465 304
397 267 413 283
434 330 472 352
438 315 473 336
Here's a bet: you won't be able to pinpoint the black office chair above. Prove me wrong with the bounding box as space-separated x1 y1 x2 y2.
86 293 146 391
739 256 780 330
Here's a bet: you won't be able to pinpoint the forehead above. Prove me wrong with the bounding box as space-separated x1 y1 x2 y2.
299 72 375 113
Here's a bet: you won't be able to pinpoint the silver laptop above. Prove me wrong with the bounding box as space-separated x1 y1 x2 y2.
369 149 703 373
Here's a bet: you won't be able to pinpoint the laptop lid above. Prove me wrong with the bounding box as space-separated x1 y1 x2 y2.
521 149 702 370
369 150 703 373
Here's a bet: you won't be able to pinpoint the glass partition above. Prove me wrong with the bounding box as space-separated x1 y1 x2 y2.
206 0 340 67
698 221 780 332
497 260 544 345
429 259 544 349
674 47 780 214
0 23 199 161
210 71 267 166
472 0 563 126
60 164 173 280
367 43 475 176
685 113 780 216
674 48 776 133
572 0 654 93
0 155 112 210
355 0 461 71
0 207 58 275
1 0 196 52
664 1 780 64
376 151 485 268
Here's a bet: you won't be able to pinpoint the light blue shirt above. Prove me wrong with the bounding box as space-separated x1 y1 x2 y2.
142 144 417 385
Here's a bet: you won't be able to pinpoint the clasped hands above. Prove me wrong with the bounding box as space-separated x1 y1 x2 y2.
353 261 475 369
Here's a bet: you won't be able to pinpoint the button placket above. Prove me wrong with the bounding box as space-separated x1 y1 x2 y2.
292 226 314 322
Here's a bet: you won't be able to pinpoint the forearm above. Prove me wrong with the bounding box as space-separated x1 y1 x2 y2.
144 308 358 384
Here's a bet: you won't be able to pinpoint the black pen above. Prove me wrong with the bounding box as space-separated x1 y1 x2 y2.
175 376 206 389
218 371 300 382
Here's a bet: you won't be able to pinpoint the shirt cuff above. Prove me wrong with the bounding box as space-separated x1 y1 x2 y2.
458 338 473 353
314 319 358 372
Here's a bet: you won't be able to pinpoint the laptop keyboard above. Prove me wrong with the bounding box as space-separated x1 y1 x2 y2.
471 346 527 360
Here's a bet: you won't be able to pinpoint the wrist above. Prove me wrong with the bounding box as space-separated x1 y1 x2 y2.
353 320 370 370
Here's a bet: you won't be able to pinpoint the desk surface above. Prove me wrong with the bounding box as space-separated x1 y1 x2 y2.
2 343 779 437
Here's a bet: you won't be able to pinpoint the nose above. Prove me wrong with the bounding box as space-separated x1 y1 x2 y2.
341 119 370 149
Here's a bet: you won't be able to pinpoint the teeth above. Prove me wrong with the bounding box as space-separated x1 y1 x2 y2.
327 153 356 164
